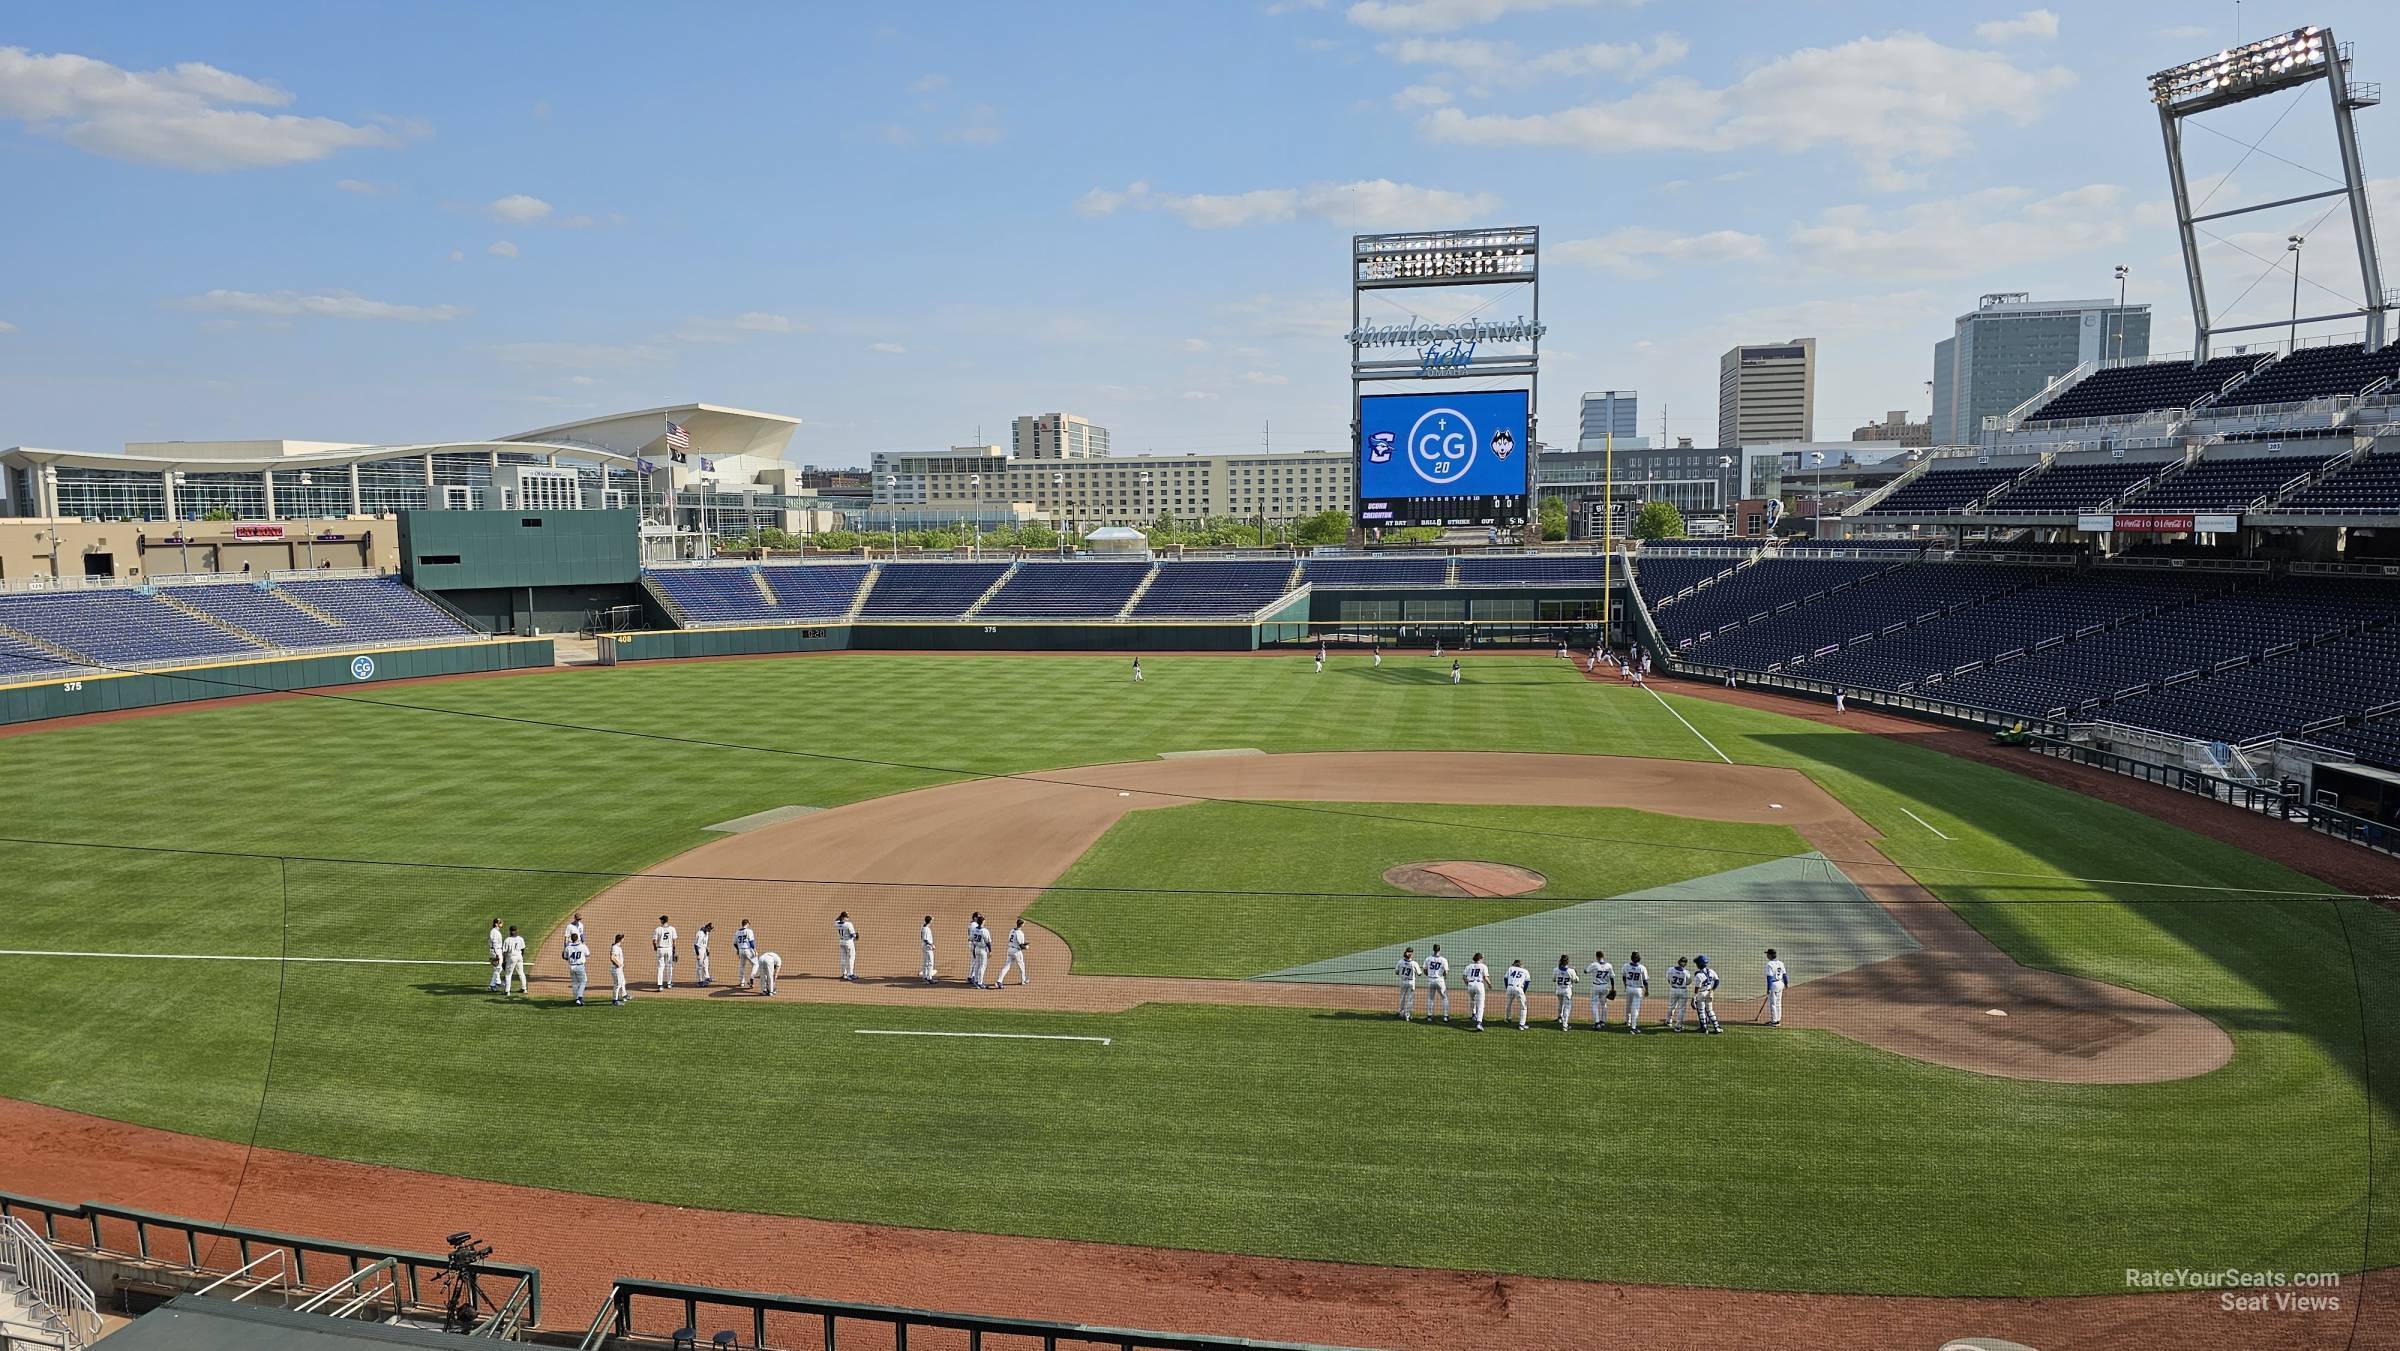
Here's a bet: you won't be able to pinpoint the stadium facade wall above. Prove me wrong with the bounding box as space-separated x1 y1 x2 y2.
0 639 554 726
397 510 639 590
425 582 647 637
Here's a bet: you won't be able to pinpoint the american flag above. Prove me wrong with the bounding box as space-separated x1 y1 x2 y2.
664 419 692 452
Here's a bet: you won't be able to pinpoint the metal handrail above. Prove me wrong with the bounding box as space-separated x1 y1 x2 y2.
189 1250 287 1303
0 1218 97 1351
1 1317 68 1350
292 1256 398 1316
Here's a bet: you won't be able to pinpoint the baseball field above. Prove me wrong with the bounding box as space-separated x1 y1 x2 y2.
1 651 2395 1341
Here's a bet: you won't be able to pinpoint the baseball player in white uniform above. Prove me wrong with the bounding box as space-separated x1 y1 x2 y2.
1693 955 1723 1033
1372 647 1382 668
997 919 1029 986
563 932 590 1006
1464 953 1490 1031
652 915 677 990
919 916 937 984
486 919 505 991
1449 659 1462 685
835 912 859 981
1314 650 1324 675
1395 947 1422 1021
1764 948 1790 1026
1423 945 1450 1022
756 950 782 995
1131 657 1143 683
1583 950 1616 1030
735 920 758 988
967 914 992 989
1551 956 1576 1030
563 913 586 955
499 925 528 996
693 923 714 987
1503 959 1531 1030
609 934 628 1005
1667 957 1692 1031
1621 952 1650 1033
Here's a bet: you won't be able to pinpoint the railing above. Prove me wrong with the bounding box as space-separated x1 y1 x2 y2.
0 1217 98 1351
1 1317 69 1349
2025 734 2297 817
580 1277 1366 1351
269 566 382 582
0 1192 538 1329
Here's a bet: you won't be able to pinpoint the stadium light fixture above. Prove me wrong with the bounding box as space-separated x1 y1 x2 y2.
2149 27 2328 109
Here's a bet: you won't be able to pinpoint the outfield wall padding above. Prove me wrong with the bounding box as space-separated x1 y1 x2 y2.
0 639 556 727
602 620 1275 663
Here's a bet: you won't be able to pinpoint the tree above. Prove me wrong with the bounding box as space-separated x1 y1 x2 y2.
1294 508 1350 546
201 506 237 522
811 530 861 551
1630 500 1686 541
1537 496 1569 542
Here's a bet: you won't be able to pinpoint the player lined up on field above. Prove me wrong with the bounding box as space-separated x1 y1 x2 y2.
1392 944 1791 1032
495 910 1035 1004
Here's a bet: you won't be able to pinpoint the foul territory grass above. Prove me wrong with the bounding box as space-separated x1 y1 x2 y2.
1033 801 1810 977
0 653 2391 1295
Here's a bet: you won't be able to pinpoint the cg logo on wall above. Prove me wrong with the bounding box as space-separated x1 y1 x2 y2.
1406 407 1479 486
350 655 376 682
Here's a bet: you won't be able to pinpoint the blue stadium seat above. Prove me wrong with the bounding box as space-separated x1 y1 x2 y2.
860 562 1012 618
1130 561 1297 617
1301 557 1451 586
977 562 1151 618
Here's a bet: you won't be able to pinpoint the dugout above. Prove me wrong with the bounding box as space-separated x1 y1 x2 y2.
398 510 644 636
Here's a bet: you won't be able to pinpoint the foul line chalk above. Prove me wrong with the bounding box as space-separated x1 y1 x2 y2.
1644 686 1733 764
0 949 482 966
1900 807 1955 841
855 1029 1112 1046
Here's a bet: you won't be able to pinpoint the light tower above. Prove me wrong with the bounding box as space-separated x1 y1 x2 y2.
2150 26 2388 357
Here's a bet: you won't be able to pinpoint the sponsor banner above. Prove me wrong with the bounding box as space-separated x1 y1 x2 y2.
233 523 287 540
2078 513 2239 534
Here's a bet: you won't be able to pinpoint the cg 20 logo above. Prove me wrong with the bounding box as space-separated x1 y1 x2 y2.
1404 408 1515 487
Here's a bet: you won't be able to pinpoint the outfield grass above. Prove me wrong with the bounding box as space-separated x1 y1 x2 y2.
1032 802 1810 977
0 654 2391 1295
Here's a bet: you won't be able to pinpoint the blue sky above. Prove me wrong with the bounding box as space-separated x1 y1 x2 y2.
4 1 2396 463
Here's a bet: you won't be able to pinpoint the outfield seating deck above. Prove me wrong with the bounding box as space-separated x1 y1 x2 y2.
1652 559 1901 647
1301 558 1451 586
1857 465 2023 516
2267 453 2400 514
2118 453 2334 513
859 562 1013 618
645 568 777 625
976 562 1152 618
758 564 872 618
1130 561 1296 617
1798 569 2226 692
1696 563 2040 670
2028 354 2259 423
1453 555 1612 585
276 578 473 642
167 582 343 647
0 589 264 667
1980 460 2168 516
2212 342 2400 408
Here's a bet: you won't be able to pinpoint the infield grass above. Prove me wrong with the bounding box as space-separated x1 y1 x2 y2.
0 653 2391 1296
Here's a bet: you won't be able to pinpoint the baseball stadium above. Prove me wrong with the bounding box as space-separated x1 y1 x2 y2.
6 16 2400 1351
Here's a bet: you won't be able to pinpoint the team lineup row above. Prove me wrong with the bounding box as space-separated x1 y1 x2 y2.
481 912 1035 1005
1395 945 1794 1032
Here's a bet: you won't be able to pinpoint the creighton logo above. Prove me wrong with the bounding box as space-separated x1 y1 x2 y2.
1407 407 1478 485
1367 431 1396 464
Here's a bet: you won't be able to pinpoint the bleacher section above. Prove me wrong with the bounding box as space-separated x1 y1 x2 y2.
2267 452 2400 514
2307 719 2400 769
859 562 1012 618
1652 559 1902 648
977 561 1151 618
2027 354 2258 423
1628 557 1744 608
1130 561 1296 617
1301 557 1451 586
1799 568 2227 693
1858 465 2023 516
2118 452 2334 512
1454 555 1613 585
2098 626 2400 743
758 564 871 618
1695 562 2039 670
645 567 776 625
166 582 343 647
0 576 471 680
264 577 472 642
2212 342 2400 408
1980 459 2168 516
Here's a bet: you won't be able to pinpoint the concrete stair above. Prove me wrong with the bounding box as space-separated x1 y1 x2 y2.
1114 564 1161 618
958 563 1019 620
0 1261 76 1350
842 565 882 621
154 591 274 649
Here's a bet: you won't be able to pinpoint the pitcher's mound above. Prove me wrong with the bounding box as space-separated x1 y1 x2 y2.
1384 861 1547 897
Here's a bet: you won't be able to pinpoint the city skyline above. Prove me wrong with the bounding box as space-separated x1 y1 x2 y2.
4 2 2396 461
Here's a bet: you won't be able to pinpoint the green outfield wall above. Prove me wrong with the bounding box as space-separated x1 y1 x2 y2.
0 639 555 726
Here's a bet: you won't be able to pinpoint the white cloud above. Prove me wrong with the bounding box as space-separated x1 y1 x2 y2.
1181 337 1211 351
1975 9 2059 43
447 249 465 263
1079 177 1497 229
940 105 1005 144
559 213 595 229
178 288 466 321
1384 33 1687 82
489 193 551 223
1422 33 2073 189
488 239 518 258
1181 389 1219 400
492 341 670 368
0 319 15 333
732 311 793 333
910 73 949 92
565 374 598 386
1346 0 1642 35
671 312 800 344
869 341 907 354
333 177 391 195
0 46 409 170
1553 226 1769 278
1789 183 2130 279
1238 370 1290 385
2159 24 2211 42
1393 82 1454 109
